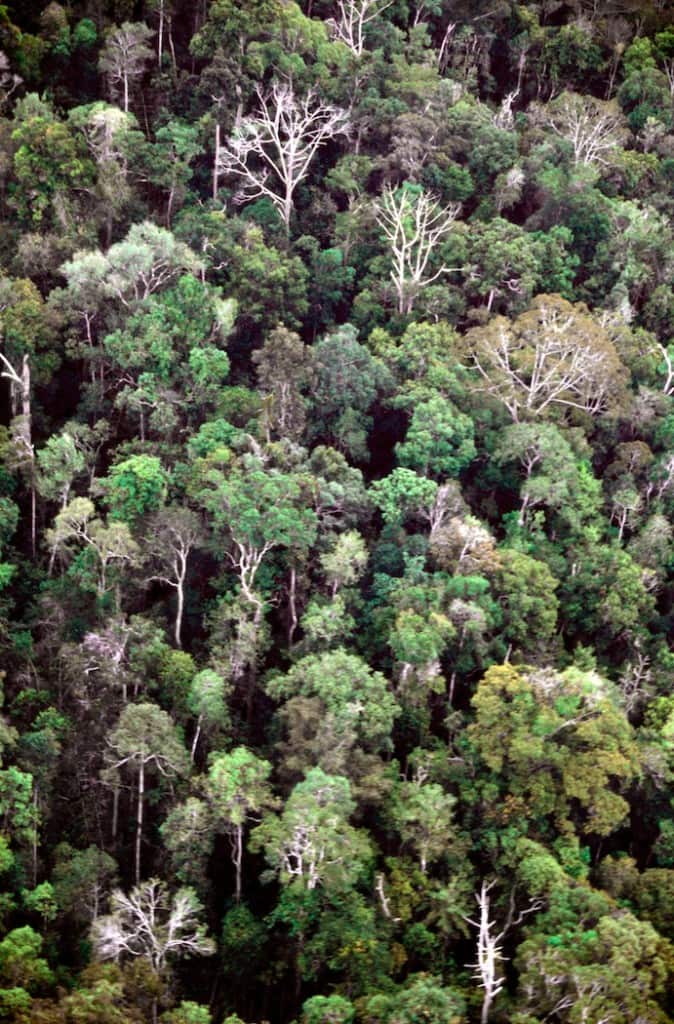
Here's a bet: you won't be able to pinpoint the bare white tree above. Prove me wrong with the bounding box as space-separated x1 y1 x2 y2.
533 92 628 168
619 644 654 718
375 186 461 314
465 881 543 1024
92 878 214 1023
327 0 393 56
218 82 350 229
98 22 154 114
465 881 506 1024
92 879 214 972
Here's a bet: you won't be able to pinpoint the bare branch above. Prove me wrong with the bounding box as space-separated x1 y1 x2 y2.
375 186 461 314
219 82 350 229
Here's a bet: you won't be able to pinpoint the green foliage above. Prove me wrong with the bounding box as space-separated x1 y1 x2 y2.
395 395 475 479
3 3 674 1021
104 455 168 523
251 768 371 891
302 995 354 1024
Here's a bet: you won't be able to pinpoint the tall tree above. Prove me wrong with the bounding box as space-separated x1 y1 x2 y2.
463 295 627 422
98 23 154 114
104 703 188 883
375 185 461 314
206 746 276 903
219 82 350 229
144 508 204 649
91 879 214 1023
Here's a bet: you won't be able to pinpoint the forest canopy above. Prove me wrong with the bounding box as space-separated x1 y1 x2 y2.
1 1 674 1022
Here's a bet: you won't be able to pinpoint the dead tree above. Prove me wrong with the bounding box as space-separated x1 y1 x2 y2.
326 0 393 56
218 82 350 230
464 880 543 1024
375 186 461 314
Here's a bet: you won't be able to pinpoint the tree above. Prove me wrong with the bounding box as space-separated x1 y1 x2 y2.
0 346 35 554
160 798 213 895
363 975 466 1024
533 91 629 168
52 843 118 924
302 994 354 1024
267 649 399 774
46 497 140 607
464 294 626 422
36 430 86 513
61 223 202 314
91 879 214 1022
98 23 153 114
198 463 317 632
206 746 276 902
375 185 461 314
9 97 97 232
464 218 544 314
495 549 559 658
105 455 168 524
0 51 21 112
161 1003 211 1024
219 82 350 229
370 468 439 528
104 703 188 883
101 274 233 439
468 664 639 840
145 121 202 227
310 324 390 460
465 881 541 1024
144 507 204 648
252 325 312 440
320 530 368 597
396 394 475 479
186 669 230 760
250 768 370 891
493 422 581 527
326 0 393 57
391 779 457 874
513 891 672 1024
0 926 53 1020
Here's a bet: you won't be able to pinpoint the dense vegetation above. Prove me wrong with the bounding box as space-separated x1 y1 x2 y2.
1 0 674 1021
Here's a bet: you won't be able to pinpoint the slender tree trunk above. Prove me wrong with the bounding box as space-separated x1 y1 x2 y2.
112 783 119 840
213 122 221 201
190 715 202 762
167 16 177 71
175 574 185 648
518 492 530 526
123 72 129 114
30 479 36 559
16 355 36 557
288 566 298 648
135 758 145 884
234 822 243 903
32 783 39 887
157 0 164 67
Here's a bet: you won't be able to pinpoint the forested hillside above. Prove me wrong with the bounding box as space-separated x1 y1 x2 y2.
1 0 674 1021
